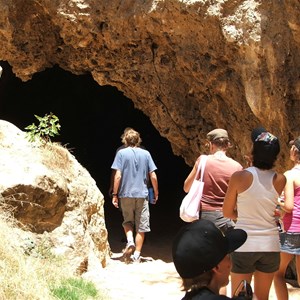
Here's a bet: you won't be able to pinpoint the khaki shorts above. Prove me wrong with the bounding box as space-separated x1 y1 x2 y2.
120 197 150 233
231 251 280 273
200 210 235 234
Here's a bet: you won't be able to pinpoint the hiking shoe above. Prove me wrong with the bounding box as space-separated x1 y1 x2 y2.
123 242 135 263
130 254 141 264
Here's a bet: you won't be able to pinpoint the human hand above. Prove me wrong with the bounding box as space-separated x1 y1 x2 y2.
112 197 119 208
274 205 281 217
274 202 285 218
151 197 158 205
153 192 159 204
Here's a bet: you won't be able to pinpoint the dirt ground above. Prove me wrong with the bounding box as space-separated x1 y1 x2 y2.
86 203 300 299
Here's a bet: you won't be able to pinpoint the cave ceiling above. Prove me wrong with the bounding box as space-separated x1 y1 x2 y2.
1 0 300 170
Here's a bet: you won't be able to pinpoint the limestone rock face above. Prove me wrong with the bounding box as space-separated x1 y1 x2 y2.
0 120 109 274
1 0 300 169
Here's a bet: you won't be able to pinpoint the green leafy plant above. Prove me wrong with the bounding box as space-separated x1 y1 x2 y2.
25 113 61 143
51 278 99 300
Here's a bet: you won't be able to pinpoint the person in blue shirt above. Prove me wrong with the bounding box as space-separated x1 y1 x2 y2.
111 128 158 263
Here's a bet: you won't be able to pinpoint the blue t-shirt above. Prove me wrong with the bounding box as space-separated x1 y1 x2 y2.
111 147 157 198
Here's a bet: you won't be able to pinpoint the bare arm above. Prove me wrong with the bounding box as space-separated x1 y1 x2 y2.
149 171 159 201
112 170 121 208
183 158 200 193
273 173 287 195
278 171 292 213
223 173 239 220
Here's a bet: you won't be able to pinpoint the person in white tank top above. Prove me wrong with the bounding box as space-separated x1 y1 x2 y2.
223 131 286 300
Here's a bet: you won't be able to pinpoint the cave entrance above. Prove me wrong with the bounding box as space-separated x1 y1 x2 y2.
0 62 190 260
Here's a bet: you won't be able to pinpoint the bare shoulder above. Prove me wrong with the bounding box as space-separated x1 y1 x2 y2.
273 172 287 194
231 169 252 180
230 169 253 193
274 172 287 183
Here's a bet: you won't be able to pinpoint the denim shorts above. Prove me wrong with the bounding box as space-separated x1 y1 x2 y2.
231 251 280 273
280 232 300 255
120 197 150 232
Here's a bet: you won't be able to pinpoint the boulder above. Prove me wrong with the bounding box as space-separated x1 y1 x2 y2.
0 119 110 274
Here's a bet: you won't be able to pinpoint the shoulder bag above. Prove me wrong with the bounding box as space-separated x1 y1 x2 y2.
180 155 208 222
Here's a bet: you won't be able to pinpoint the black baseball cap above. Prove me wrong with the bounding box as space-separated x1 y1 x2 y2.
251 127 266 142
253 131 280 164
172 219 247 279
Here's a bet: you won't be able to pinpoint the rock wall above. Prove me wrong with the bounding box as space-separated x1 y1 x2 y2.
1 0 300 169
0 120 110 274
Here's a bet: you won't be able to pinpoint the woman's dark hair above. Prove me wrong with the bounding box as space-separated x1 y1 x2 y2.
252 140 280 170
252 157 275 170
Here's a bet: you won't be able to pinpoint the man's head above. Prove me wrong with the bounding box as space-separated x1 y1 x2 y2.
120 127 133 140
172 219 247 280
122 128 142 147
207 128 228 141
206 128 231 151
252 131 280 169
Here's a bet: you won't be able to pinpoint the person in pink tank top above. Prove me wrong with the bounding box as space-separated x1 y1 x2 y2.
274 136 300 300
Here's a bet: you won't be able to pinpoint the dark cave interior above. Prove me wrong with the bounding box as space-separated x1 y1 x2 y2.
0 61 190 252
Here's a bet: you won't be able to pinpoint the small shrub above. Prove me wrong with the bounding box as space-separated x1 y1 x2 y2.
51 278 99 300
25 113 61 143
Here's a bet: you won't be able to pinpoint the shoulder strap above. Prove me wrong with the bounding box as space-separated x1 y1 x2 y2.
200 155 208 182
196 155 208 182
246 166 256 177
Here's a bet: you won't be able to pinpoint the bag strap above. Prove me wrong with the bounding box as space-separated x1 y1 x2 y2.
196 155 208 182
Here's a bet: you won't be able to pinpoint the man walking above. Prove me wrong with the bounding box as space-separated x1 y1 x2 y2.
111 128 158 263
